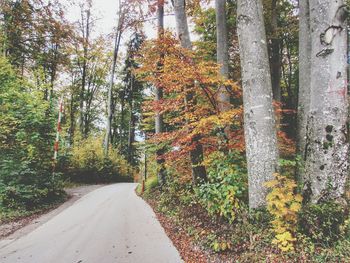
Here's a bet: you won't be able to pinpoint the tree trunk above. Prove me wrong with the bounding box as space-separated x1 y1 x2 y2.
297 0 311 182
79 9 90 136
304 1 348 203
270 0 281 102
127 76 135 164
155 0 167 185
215 0 230 112
69 91 75 146
104 15 123 155
237 0 279 209
173 0 207 183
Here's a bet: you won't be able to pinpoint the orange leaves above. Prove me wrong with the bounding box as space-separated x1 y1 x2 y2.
137 32 244 164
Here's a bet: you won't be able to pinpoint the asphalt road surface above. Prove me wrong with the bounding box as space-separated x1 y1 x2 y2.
0 183 182 263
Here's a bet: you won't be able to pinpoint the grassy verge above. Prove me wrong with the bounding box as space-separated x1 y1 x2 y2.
0 194 68 225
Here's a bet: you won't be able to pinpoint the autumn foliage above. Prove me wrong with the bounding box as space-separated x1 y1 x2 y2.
137 32 243 166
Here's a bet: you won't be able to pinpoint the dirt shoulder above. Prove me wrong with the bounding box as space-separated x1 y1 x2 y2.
0 184 102 240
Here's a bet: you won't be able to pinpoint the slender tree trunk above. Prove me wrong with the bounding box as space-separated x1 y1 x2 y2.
304 1 348 203
79 9 90 136
270 0 281 102
237 0 279 209
127 76 135 164
173 0 207 183
104 11 123 155
69 91 75 146
297 0 311 182
156 0 167 185
119 88 126 152
215 0 230 112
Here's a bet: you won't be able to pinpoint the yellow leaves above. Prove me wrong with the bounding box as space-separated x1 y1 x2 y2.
294 194 303 203
264 179 279 188
290 202 301 212
265 173 303 252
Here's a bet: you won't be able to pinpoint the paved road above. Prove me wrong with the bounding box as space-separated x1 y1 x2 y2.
0 183 182 263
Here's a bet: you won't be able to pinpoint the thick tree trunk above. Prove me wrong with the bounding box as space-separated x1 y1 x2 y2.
215 0 230 112
237 0 279 209
304 1 348 203
173 0 207 183
127 76 135 164
156 0 167 185
297 0 311 182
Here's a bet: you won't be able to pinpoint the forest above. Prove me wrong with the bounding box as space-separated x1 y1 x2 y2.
0 0 350 262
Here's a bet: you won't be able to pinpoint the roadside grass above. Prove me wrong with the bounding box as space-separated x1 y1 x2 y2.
136 175 158 196
0 194 68 224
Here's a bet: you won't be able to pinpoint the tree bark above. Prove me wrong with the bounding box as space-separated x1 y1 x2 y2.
173 0 207 183
237 0 279 208
297 0 311 182
304 1 348 203
156 0 167 185
215 0 230 112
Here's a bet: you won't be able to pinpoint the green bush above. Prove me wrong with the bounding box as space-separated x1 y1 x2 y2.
0 56 65 212
195 151 247 223
0 160 65 210
299 201 349 245
67 136 133 183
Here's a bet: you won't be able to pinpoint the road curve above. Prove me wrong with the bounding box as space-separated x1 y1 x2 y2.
0 183 182 263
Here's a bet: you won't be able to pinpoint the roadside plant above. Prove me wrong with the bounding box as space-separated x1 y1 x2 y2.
265 173 302 252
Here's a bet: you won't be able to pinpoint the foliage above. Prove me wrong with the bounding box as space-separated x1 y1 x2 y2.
265 173 302 252
299 201 349 246
195 151 247 223
138 32 243 174
0 160 65 210
0 55 65 211
67 136 133 183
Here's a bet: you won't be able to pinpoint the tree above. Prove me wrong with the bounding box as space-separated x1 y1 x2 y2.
104 0 124 155
155 0 166 185
269 0 281 102
237 0 279 208
297 0 311 181
215 0 230 112
304 1 348 203
78 1 92 135
173 0 207 183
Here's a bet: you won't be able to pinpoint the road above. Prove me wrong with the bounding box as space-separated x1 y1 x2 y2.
0 183 182 263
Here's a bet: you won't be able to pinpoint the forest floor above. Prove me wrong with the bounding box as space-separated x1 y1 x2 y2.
142 186 350 263
0 184 101 239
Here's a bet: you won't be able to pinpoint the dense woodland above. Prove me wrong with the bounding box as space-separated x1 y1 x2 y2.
1 0 350 261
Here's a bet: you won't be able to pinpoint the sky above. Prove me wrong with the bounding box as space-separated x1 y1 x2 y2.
64 0 178 43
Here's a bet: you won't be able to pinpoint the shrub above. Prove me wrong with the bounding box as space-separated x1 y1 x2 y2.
299 201 349 246
0 160 65 210
195 151 247 223
265 173 302 252
0 56 64 211
67 136 133 183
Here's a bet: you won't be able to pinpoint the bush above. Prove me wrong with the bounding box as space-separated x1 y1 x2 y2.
67 136 133 183
0 56 64 212
299 201 349 246
0 160 65 210
195 151 247 223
